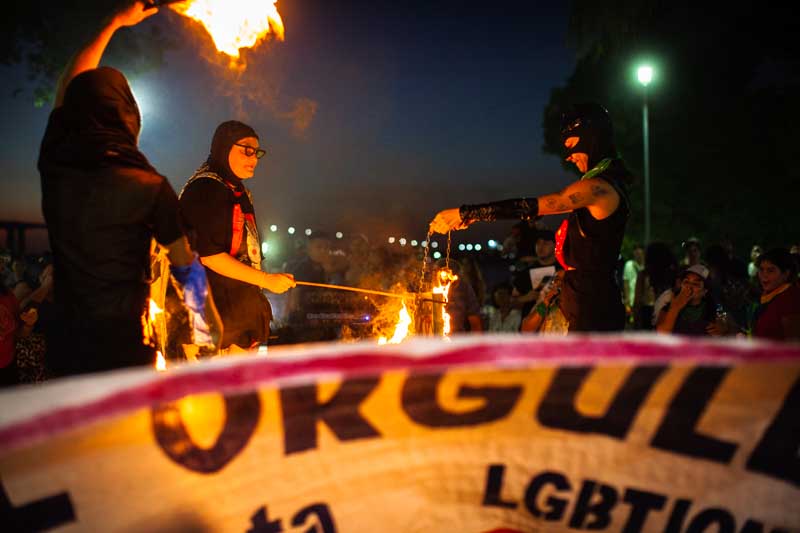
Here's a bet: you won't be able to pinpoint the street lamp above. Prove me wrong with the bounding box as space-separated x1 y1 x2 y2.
637 64 654 244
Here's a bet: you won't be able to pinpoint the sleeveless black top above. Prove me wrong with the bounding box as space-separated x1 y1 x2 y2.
558 159 632 331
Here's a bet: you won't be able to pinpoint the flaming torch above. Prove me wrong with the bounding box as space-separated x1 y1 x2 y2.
432 268 458 339
161 0 285 58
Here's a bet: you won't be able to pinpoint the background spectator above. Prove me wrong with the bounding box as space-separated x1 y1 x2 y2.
750 248 800 341
484 282 521 333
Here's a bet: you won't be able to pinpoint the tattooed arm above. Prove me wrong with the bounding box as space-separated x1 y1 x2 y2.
537 177 620 220
429 177 620 234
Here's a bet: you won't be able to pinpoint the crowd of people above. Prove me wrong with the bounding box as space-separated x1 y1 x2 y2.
258 224 800 342
1 1 797 389
2 230 799 386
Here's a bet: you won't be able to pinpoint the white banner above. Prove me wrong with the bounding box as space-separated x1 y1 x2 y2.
1 334 798 532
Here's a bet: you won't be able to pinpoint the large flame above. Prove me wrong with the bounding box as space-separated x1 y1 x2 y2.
170 0 285 58
433 269 458 338
378 301 412 345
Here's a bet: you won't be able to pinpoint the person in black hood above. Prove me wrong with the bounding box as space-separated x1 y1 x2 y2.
179 120 295 352
37 1 213 376
429 102 634 332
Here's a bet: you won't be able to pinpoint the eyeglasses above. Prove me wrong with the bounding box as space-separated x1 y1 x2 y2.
234 143 266 159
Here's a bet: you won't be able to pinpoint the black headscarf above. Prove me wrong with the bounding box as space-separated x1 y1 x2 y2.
205 120 259 187
38 67 154 173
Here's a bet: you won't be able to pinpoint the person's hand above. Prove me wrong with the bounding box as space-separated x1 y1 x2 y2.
262 273 295 293
706 321 727 336
429 208 468 234
113 1 158 29
671 284 694 311
20 307 38 327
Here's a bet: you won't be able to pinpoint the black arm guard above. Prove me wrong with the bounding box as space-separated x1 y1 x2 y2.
459 197 539 225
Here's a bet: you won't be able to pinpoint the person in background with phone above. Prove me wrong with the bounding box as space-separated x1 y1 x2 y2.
511 228 561 318
655 264 728 336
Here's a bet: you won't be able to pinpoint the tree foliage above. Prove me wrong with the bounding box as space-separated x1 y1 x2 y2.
543 1 800 251
1 0 176 106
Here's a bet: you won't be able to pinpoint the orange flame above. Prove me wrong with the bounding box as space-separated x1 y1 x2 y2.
142 298 164 350
433 269 458 338
144 299 166 369
155 351 167 371
378 301 412 345
170 0 285 58
149 298 164 322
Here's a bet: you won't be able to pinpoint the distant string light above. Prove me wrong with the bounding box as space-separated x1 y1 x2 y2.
288 227 296 235
270 224 278 232
336 232 343 239
304 228 312 236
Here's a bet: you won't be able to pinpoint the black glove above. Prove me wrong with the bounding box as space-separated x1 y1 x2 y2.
459 197 539 225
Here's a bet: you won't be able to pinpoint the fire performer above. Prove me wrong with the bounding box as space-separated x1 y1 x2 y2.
430 103 632 332
179 121 295 352
38 1 215 376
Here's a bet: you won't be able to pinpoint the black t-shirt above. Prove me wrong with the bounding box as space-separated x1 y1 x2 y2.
40 150 183 323
179 177 271 349
39 88 185 375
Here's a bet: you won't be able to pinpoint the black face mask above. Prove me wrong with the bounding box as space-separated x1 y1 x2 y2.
206 120 259 185
560 102 617 169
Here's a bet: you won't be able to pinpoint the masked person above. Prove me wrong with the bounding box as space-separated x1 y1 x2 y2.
430 102 633 332
37 1 214 376
179 121 295 352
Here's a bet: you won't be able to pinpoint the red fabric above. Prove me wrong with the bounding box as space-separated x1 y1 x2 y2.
754 283 800 340
230 203 244 256
554 219 573 270
0 291 19 368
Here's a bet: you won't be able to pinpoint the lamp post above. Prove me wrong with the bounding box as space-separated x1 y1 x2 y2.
637 65 653 245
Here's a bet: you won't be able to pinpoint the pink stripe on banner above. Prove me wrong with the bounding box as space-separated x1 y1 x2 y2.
1 335 798 454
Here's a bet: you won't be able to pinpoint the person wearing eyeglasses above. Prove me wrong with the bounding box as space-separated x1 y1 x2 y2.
179 120 295 353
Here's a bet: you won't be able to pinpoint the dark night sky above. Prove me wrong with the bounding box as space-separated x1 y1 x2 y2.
0 1 576 257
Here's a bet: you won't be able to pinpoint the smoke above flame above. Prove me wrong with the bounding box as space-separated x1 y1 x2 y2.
169 0 285 58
